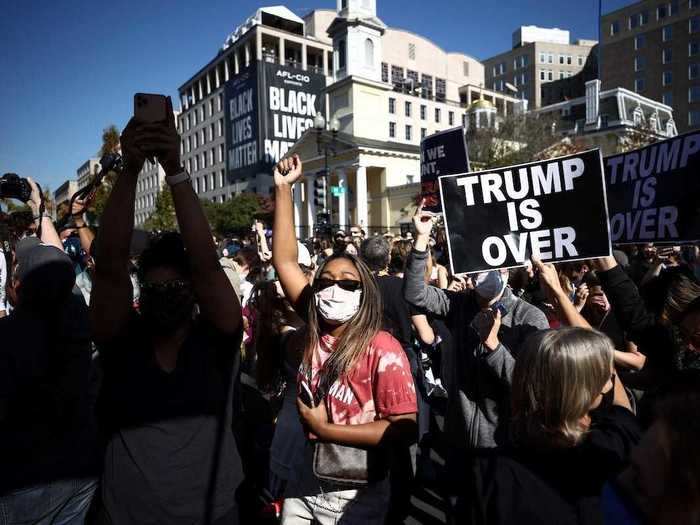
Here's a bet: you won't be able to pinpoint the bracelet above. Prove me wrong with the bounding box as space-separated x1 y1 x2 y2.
165 169 190 187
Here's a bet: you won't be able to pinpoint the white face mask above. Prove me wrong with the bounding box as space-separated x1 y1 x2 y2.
314 284 362 324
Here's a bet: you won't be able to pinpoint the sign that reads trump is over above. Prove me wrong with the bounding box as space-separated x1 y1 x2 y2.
439 149 612 274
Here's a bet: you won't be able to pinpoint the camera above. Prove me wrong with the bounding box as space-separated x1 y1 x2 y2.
0 173 32 202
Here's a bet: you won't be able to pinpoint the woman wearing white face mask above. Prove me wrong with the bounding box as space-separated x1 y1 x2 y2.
271 154 418 525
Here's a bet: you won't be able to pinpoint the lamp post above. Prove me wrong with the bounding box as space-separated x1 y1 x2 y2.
313 113 340 217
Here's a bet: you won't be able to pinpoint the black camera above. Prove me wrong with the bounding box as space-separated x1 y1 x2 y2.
0 173 32 202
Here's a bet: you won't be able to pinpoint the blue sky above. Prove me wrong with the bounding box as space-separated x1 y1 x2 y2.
1 0 633 191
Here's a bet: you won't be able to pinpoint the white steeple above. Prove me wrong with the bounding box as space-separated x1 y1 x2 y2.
328 0 386 82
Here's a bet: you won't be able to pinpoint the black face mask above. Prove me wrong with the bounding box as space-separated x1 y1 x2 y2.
139 279 195 334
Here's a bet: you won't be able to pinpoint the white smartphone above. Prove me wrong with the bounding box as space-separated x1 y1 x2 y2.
134 93 168 123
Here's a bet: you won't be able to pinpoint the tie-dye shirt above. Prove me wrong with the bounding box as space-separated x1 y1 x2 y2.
305 331 417 425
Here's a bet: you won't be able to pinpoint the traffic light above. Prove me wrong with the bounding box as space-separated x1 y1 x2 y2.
314 176 327 210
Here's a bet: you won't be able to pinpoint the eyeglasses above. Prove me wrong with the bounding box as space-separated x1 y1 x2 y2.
313 278 362 292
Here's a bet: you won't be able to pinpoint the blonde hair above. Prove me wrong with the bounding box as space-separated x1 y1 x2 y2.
511 327 613 449
303 253 383 381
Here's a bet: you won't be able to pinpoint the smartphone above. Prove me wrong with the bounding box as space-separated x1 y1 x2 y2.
134 93 168 123
491 301 508 317
299 380 315 408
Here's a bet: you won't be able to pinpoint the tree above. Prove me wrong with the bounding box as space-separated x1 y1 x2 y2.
144 185 177 231
90 124 122 220
202 193 262 236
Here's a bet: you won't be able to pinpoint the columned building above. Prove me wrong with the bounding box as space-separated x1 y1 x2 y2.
134 161 167 226
287 0 519 236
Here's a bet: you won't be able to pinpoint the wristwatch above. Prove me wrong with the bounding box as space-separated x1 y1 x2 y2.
165 169 191 187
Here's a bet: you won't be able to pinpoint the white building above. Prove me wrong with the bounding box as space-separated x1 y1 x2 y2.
76 158 100 191
134 161 167 227
287 0 519 235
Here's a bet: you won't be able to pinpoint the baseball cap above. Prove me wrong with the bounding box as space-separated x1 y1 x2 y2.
473 270 506 302
14 237 75 304
297 241 312 267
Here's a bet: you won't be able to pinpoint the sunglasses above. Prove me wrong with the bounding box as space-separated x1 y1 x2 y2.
313 278 362 292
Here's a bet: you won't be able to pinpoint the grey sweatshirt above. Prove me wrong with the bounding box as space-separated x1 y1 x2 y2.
404 248 548 449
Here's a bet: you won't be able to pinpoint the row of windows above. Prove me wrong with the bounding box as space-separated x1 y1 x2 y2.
182 119 224 153
193 170 226 194
185 145 225 173
136 194 156 211
381 63 447 102
538 53 585 66
658 87 700 105
689 109 700 125
137 175 159 193
611 4 700 36
539 70 574 81
388 119 466 142
180 94 224 132
387 98 454 124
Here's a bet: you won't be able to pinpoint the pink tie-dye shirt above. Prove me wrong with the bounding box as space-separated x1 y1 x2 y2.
304 331 417 425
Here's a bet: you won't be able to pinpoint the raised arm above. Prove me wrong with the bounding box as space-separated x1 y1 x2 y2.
404 200 452 316
271 155 309 311
255 220 272 262
71 197 96 256
532 256 591 329
143 100 241 335
89 120 142 343
27 178 61 250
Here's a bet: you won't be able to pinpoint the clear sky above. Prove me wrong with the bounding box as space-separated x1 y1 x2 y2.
1 0 633 191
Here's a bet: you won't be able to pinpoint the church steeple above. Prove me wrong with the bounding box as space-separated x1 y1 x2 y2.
328 0 386 82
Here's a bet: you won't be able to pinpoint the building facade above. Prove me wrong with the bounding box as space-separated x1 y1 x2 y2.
534 79 677 155
484 26 597 108
601 0 700 132
177 6 335 202
54 180 78 213
76 158 100 191
134 161 167 226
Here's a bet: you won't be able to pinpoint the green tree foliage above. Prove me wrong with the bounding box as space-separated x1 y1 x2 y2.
144 185 177 231
90 124 122 221
201 192 263 236
100 125 121 157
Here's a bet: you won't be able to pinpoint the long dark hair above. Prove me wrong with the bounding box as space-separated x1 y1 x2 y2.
247 280 303 390
303 253 383 380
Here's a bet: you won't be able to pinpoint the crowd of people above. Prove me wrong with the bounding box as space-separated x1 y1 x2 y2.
1 103 699 525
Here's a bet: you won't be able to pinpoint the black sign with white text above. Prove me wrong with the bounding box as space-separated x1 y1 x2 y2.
420 126 470 214
258 62 326 170
224 67 259 180
439 149 611 274
604 131 700 244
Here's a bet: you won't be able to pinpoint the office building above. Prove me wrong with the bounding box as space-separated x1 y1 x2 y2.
76 158 100 191
534 79 677 155
601 0 700 132
54 180 78 214
134 161 167 226
177 6 335 203
484 25 597 108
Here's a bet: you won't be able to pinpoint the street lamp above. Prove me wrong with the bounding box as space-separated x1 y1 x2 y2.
314 113 340 218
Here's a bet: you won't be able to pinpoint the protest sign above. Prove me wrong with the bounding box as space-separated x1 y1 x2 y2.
439 149 611 274
420 126 470 214
604 131 700 244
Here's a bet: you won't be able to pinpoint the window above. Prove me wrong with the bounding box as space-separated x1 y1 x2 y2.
187 136 192 152
405 125 412 141
219 170 224 188
610 20 620 35
218 144 224 163
406 69 419 89
641 11 649 24
540 70 546 80
200 106 205 122
388 97 395 114
187 158 192 173
194 178 200 193
635 77 645 92
548 70 553 81
421 128 427 139
559 55 565 65
567 56 572 65
405 101 411 117
577 55 584 66
338 39 346 69
692 16 700 34
194 155 200 171
559 71 566 79
635 56 645 71
690 86 700 102
421 74 433 99
218 119 223 137
203 152 208 169
202 176 207 193
382 62 389 83
210 148 215 166
209 123 214 141
201 129 206 145
635 34 645 49
186 114 191 130
463 61 470 76
692 0 700 8
663 71 673 85
389 122 396 138
435 78 446 102
691 63 700 79
663 25 672 41
408 42 416 60
663 92 673 106
689 110 700 126
193 133 199 149
658 4 668 19
391 65 404 89
547 53 553 63
663 48 672 64
670 0 678 15
420 105 426 120
193 109 198 126
449 111 454 125
217 93 223 112
691 41 700 55
435 108 441 123
539 52 546 63
208 99 214 117
364 38 374 67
